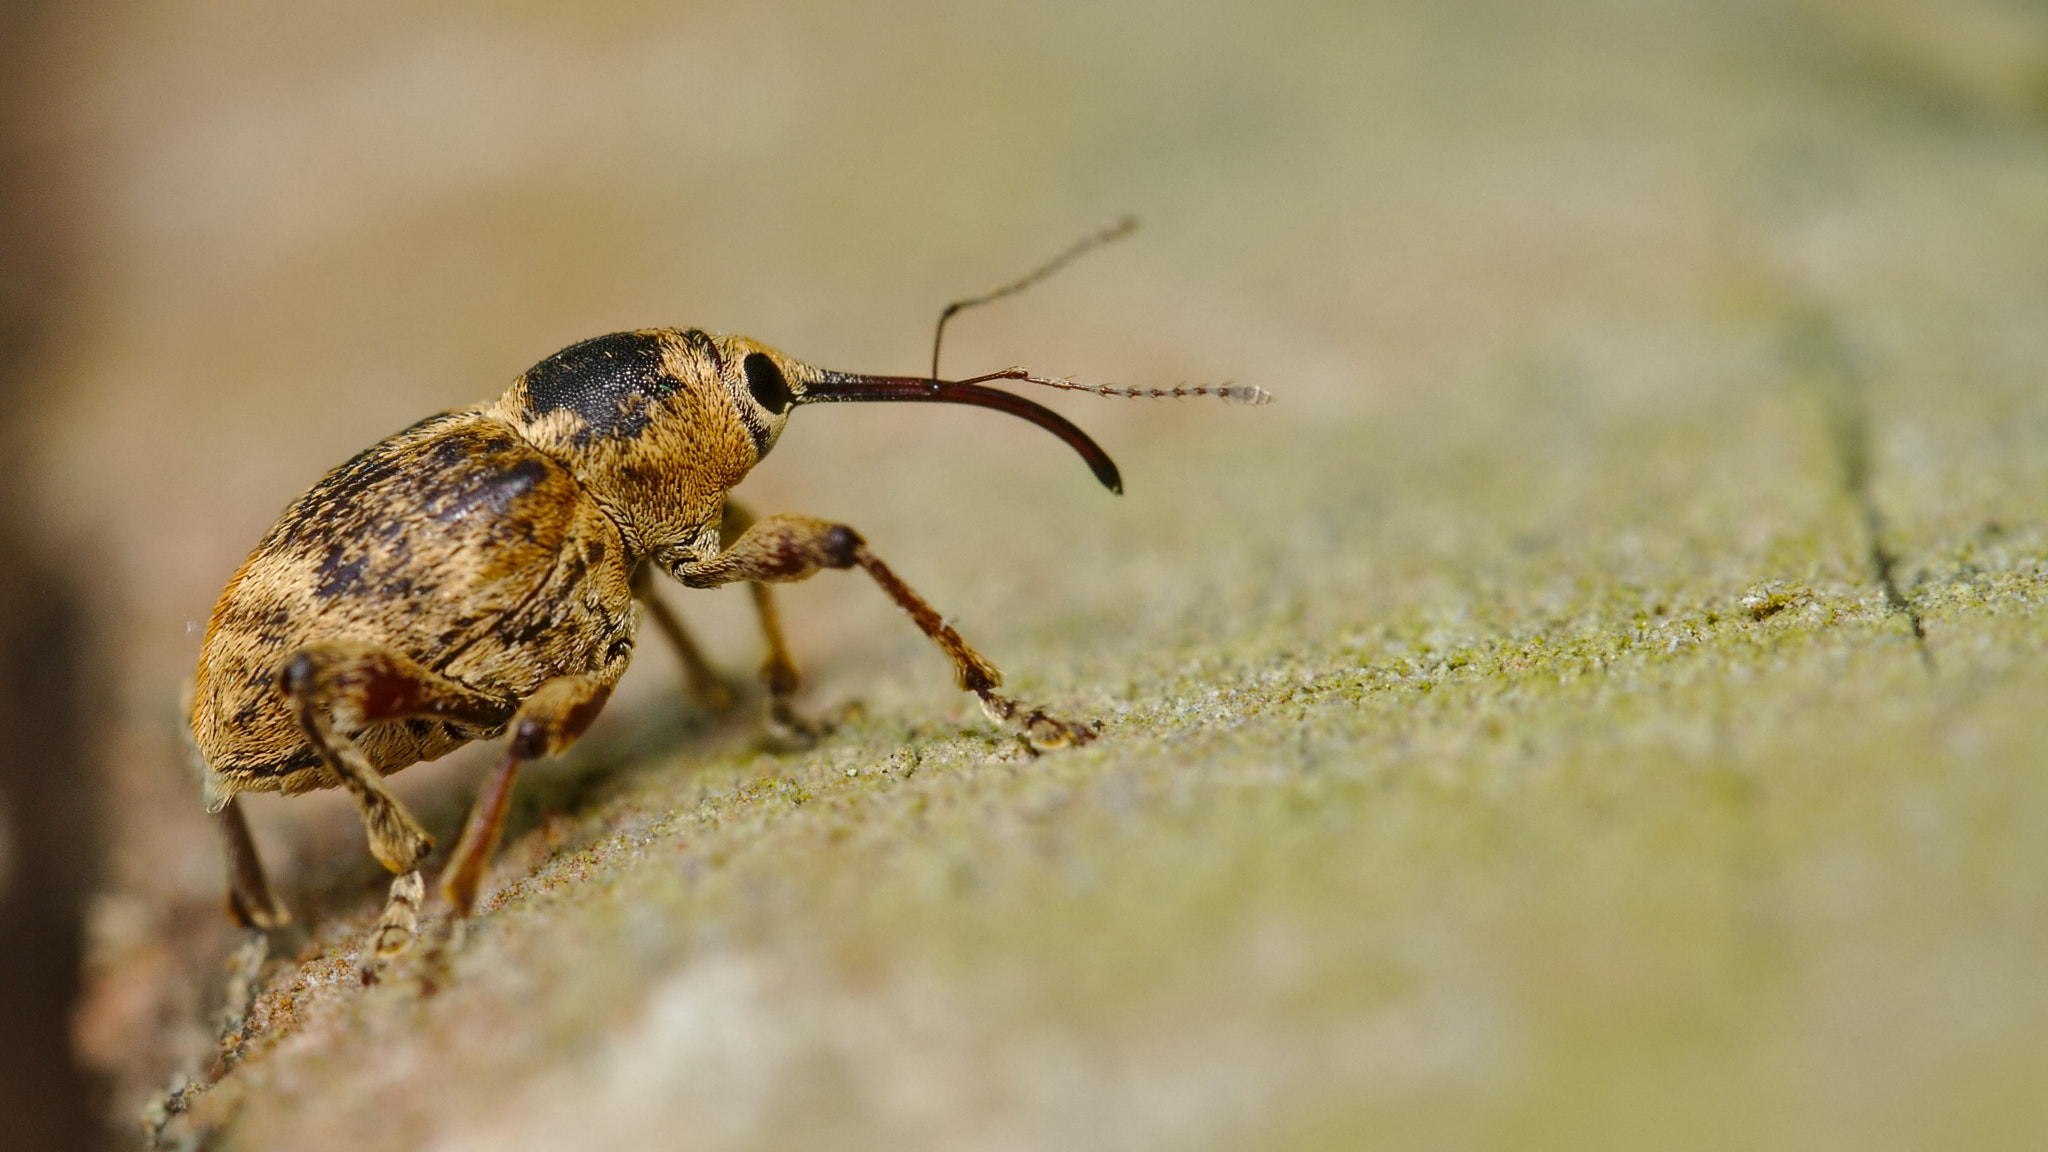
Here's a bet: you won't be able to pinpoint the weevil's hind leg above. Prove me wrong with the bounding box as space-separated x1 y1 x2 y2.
281 642 512 875
438 673 613 917
676 513 1097 748
364 871 425 974
215 796 290 931
279 642 515 965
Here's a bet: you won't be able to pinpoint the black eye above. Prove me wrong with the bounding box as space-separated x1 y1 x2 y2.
744 352 792 415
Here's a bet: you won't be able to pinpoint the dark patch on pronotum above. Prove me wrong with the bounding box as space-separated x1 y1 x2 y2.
522 331 672 445
680 327 722 373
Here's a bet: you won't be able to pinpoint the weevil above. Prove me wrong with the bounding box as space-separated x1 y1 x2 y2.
190 221 1267 962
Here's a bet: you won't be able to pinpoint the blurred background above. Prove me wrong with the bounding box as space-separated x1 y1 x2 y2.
3 0 2048 1147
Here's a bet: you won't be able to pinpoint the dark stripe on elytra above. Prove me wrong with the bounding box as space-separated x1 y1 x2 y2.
314 545 367 600
272 412 464 548
290 428 561 604
428 456 550 526
522 331 673 446
234 747 324 780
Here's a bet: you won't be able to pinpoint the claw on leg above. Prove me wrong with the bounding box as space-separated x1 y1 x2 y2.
976 691 1099 749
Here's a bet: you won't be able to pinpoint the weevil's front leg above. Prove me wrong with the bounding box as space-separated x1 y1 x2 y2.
675 514 1097 747
439 673 613 917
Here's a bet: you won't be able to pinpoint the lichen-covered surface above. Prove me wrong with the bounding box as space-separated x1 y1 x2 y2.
33 1 2048 1149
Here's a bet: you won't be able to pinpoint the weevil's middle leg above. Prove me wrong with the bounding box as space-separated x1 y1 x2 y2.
439 673 613 917
633 563 735 712
635 498 825 737
721 501 807 728
746 580 821 737
676 513 1097 747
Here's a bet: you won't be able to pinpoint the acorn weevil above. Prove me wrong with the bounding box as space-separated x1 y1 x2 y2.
189 223 1267 964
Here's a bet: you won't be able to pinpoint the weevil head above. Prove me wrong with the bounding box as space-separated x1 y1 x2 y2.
494 328 808 560
495 326 1123 564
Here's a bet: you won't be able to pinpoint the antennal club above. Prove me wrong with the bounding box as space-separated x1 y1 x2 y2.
931 215 1139 380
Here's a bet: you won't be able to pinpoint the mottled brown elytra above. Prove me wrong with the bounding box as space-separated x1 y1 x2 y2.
189 220 1268 969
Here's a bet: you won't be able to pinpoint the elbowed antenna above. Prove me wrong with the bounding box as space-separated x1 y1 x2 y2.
795 216 1271 497
796 371 1125 494
931 215 1139 381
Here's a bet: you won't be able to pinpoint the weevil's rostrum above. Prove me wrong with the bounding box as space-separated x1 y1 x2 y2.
189 320 1252 964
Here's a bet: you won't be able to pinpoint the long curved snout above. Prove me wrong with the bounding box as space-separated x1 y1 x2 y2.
794 369 1123 494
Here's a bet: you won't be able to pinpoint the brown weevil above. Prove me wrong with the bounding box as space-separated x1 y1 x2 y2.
189 221 1268 963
